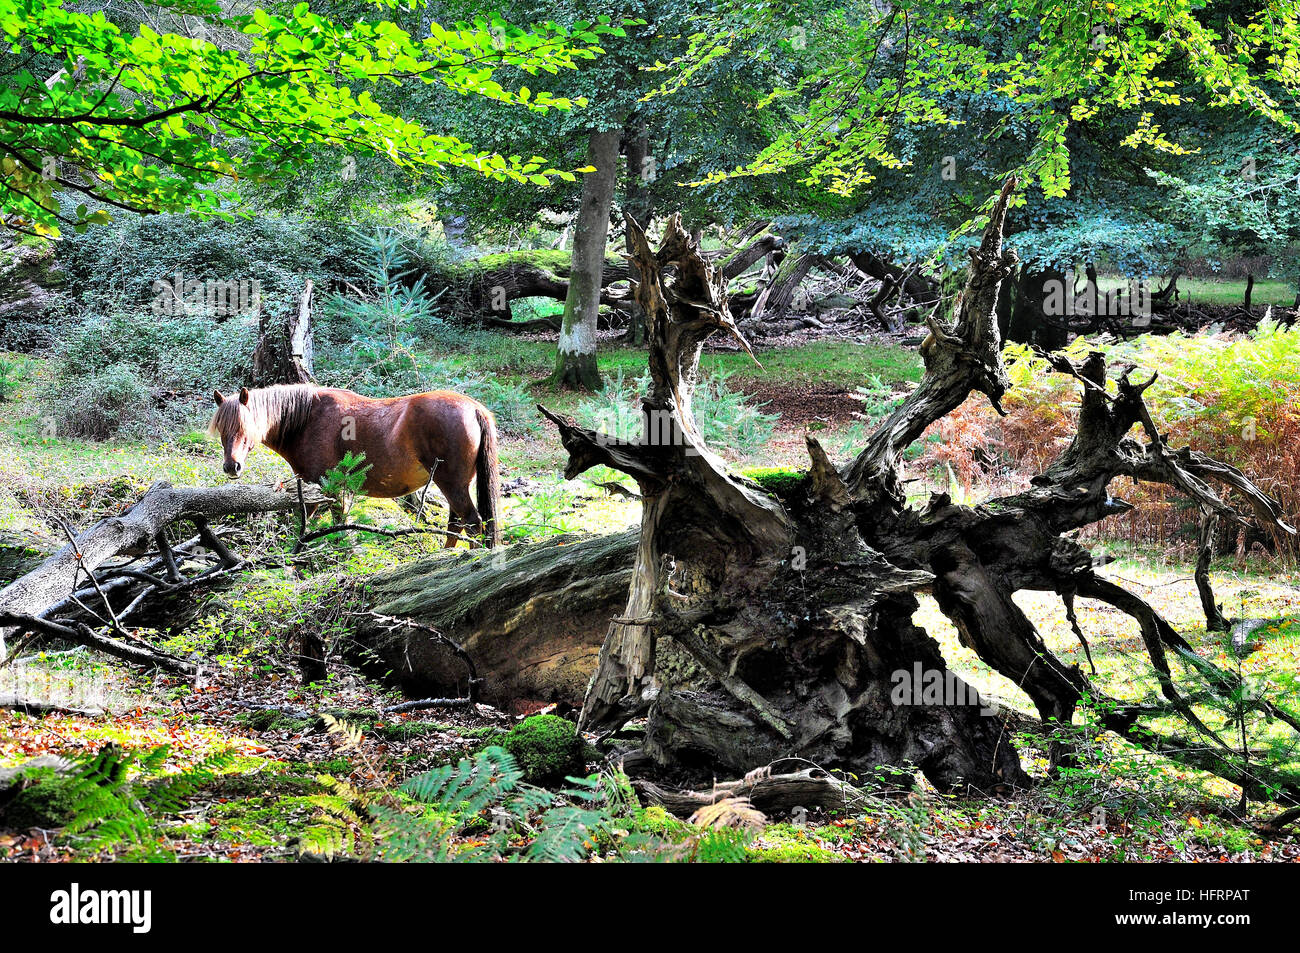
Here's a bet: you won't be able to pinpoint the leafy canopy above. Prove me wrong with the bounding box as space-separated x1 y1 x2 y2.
668 0 1300 207
0 0 626 235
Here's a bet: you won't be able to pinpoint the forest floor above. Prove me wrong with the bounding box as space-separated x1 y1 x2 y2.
2 334 1299 862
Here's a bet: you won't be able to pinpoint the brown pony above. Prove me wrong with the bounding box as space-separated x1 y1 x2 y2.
209 384 501 547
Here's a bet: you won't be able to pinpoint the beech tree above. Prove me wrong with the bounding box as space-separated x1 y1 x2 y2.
554 127 620 388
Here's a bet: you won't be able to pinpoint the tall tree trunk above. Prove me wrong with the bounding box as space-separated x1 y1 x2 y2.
622 123 652 346
554 129 620 390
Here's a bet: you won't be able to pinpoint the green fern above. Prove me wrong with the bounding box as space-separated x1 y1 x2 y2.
58 743 236 859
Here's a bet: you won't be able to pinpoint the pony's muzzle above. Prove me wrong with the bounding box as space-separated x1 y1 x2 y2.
223 460 243 478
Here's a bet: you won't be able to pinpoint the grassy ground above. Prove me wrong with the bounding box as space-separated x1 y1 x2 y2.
1098 274 1297 307
0 335 920 504
2 333 1299 863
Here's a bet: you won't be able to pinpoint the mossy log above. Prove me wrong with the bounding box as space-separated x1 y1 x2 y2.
413 249 632 323
352 530 638 708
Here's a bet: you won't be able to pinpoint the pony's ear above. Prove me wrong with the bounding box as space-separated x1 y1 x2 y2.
239 387 250 405
213 390 224 406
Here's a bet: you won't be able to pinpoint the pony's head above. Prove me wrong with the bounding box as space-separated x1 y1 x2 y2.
209 387 261 478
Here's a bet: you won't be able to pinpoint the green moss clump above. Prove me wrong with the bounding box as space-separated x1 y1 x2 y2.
746 824 844 863
743 466 807 499
1 771 80 829
498 715 587 785
631 806 691 840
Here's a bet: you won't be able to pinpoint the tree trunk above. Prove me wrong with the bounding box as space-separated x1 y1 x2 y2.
251 281 315 386
0 481 324 658
350 531 637 708
540 210 1028 791
554 129 621 390
622 123 652 346
414 249 631 323
0 236 60 351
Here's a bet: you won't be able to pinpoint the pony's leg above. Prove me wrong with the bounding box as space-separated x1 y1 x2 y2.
444 514 462 549
441 484 482 549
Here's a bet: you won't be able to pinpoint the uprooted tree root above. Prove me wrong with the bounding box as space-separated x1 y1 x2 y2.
537 184 1299 803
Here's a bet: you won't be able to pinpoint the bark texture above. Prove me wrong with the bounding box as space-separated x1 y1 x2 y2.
353 531 636 707
251 281 315 386
555 129 621 390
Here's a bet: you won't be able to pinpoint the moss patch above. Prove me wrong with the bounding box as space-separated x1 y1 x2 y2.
742 466 807 499
1 770 80 829
497 715 587 785
746 824 845 863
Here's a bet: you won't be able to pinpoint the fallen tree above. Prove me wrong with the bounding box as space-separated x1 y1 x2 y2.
412 249 633 324
0 480 325 662
535 192 1299 801
351 530 637 708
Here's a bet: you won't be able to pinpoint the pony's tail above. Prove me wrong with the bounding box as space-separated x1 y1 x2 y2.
475 406 502 547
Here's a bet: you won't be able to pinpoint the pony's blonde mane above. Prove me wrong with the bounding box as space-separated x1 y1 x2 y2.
208 385 316 447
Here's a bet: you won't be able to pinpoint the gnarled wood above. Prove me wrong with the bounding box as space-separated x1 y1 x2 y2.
540 182 1297 803
542 211 1027 793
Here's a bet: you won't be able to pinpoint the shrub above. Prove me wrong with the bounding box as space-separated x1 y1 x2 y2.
52 363 155 440
54 212 370 317
41 311 255 439
497 714 587 785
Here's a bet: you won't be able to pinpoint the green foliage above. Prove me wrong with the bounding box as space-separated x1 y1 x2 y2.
575 368 777 457
316 229 539 435
0 353 32 401
746 823 845 864
318 228 445 393
497 714 587 785
505 477 580 540
5 743 237 860
1 0 623 235
742 466 806 499
370 745 604 862
55 212 368 315
320 451 372 520
173 573 349 675
41 310 255 439
688 3 1298 202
